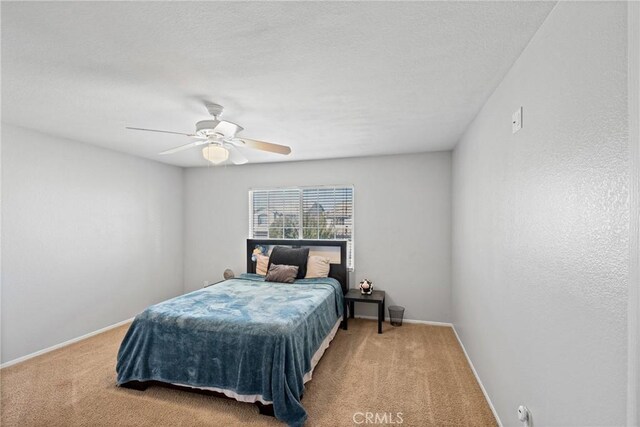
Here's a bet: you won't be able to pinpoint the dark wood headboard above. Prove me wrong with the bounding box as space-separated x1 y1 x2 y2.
246 239 348 294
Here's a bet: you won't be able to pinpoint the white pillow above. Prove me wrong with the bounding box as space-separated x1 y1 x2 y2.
305 256 331 279
256 254 269 276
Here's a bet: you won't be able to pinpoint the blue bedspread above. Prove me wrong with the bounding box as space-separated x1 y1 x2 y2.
116 274 343 426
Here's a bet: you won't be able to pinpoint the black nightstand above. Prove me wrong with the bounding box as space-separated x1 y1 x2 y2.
343 289 386 334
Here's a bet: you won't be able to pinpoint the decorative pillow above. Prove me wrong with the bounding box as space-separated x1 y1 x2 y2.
268 246 310 280
256 254 270 276
305 256 331 278
265 264 299 283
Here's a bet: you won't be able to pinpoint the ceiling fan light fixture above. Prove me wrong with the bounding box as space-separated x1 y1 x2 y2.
202 145 229 164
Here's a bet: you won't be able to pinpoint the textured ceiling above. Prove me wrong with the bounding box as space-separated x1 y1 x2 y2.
2 1 555 167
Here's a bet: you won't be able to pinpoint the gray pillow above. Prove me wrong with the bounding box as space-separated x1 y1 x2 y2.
265 264 299 284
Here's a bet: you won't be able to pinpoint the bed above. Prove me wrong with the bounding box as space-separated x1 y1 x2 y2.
116 239 348 427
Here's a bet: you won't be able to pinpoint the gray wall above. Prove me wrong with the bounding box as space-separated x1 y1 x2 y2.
628 2 640 423
184 152 452 322
1 124 184 363
451 2 629 426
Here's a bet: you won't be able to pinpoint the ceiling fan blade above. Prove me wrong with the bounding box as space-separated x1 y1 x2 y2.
159 141 202 155
226 145 249 165
126 126 195 137
232 138 291 155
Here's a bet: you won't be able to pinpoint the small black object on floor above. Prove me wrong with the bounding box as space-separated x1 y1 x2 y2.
388 305 405 326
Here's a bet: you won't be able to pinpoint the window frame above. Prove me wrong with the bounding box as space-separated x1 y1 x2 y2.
249 185 355 270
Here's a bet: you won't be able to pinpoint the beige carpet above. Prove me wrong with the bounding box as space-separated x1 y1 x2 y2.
1 319 496 426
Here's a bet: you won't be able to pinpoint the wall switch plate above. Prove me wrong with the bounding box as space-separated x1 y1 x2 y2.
512 107 523 133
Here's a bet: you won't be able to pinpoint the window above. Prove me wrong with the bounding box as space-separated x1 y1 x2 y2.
249 186 354 268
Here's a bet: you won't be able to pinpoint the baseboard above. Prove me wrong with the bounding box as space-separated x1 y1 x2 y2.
353 314 452 327
452 326 503 427
0 317 134 369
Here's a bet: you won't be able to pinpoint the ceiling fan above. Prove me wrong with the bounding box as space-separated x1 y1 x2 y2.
126 102 291 165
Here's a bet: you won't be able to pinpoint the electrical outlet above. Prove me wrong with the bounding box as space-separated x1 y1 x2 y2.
512 107 523 133
517 405 531 427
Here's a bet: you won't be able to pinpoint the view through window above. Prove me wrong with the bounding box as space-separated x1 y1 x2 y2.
249 186 354 268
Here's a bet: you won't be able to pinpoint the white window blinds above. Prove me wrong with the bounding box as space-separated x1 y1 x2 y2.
249 186 354 268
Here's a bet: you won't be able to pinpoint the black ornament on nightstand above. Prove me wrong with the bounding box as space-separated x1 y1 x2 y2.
359 279 373 295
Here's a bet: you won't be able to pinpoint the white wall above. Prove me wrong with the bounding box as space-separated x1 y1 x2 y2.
184 152 451 322
452 2 629 426
1 124 184 363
